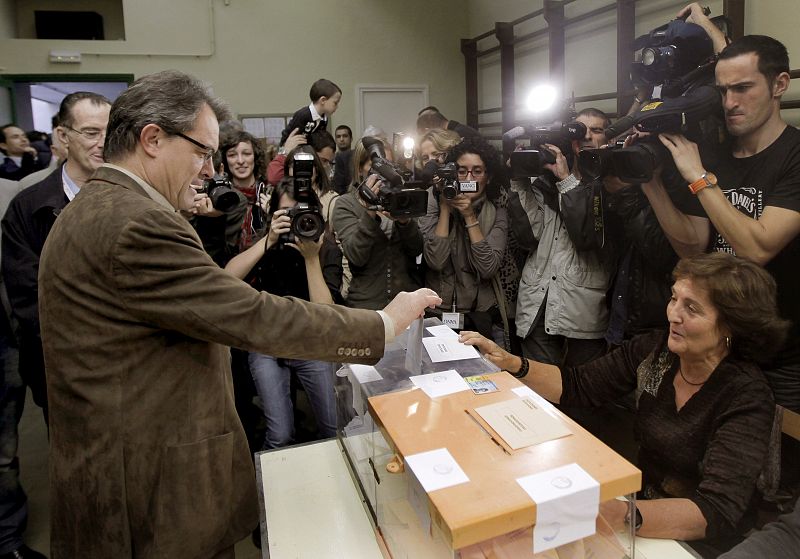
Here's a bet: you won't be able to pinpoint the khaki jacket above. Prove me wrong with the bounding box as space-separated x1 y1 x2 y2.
38 166 384 558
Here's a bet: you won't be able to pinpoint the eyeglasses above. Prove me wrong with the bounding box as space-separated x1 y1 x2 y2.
64 126 106 142
456 166 486 179
175 132 215 163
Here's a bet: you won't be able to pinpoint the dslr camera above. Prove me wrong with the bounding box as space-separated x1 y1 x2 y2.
279 152 325 248
198 175 239 212
421 161 478 200
577 14 728 183
357 137 428 218
504 115 587 179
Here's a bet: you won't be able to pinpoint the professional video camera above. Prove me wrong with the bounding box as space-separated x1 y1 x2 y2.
279 152 325 248
357 137 428 218
420 160 479 200
577 12 729 183
198 176 239 212
503 108 587 179
578 84 723 183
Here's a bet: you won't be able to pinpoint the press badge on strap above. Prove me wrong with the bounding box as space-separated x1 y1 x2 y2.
442 312 464 330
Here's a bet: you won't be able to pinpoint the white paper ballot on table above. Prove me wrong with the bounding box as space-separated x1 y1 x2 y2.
410 369 470 399
422 336 480 362
474 397 572 450
349 364 383 384
512 385 559 415
405 447 470 492
517 463 600 554
425 324 460 339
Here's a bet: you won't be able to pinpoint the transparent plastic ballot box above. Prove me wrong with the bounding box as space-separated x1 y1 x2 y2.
336 317 500 521
336 320 642 558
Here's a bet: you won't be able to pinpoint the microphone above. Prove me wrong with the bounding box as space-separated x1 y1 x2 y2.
604 113 639 140
362 136 386 159
361 137 403 188
421 160 440 184
502 126 528 141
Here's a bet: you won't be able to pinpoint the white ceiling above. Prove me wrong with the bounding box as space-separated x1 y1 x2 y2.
29 81 128 104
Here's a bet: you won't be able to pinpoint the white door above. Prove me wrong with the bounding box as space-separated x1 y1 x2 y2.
355 85 428 140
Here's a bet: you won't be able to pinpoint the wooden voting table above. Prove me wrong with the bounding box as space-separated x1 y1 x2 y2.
367 371 642 550
256 440 700 559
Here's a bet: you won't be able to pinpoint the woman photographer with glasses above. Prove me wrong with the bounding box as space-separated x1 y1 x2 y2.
224 178 344 450
418 135 510 346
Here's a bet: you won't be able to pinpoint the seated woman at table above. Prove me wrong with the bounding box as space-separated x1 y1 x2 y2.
460 252 788 554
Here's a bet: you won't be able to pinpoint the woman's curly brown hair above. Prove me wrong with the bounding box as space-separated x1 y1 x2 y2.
445 135 506 201
219 130 267 181
673 252 790 362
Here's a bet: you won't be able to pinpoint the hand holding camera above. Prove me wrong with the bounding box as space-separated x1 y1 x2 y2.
657 132 705 183
357 174 382 218
258 191 270 214
266 209 292 251
286 233 325 261
445 194 476 220
541 143 571 181
358 173 412 224
189 185 223 217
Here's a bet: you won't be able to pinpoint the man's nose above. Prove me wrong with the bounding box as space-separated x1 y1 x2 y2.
723 91 737 110
200 157 214 179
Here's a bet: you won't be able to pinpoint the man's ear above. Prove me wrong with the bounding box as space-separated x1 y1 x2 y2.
317 96 328 105
55 126 69 147
773 71 790 98
140 124 162 158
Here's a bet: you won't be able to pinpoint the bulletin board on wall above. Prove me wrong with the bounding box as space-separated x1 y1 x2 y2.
239 114 293 145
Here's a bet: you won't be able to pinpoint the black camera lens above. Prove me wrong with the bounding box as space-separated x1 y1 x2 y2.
441 182 459 199
612 142 667 183
577 149 614 181
210 189 240 212
293 211 324 240
203 177 239 212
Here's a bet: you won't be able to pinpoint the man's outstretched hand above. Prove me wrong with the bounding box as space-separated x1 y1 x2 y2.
382 289 442 336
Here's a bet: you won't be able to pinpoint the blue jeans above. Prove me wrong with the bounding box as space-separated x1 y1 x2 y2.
0 332 25 554
248 353 336 450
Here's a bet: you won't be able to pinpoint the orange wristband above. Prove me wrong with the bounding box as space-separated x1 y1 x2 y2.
688 172 718 195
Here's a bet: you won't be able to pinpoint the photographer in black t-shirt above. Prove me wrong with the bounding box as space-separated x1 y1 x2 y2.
640 27 800 410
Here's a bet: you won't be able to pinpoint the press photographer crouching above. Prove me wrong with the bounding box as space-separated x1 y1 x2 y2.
225 176 343 449
332 137 424 310
418 136 510 345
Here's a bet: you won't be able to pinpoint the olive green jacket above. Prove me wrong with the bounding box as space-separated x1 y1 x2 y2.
39 166 384 558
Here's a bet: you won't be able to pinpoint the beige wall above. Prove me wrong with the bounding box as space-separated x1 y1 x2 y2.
0 0 468 138
0 1 15 39
1 0 798 132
